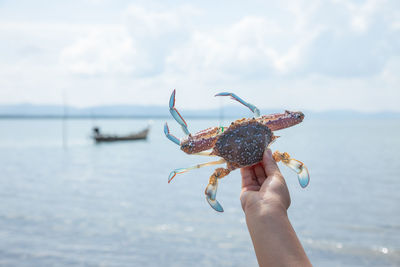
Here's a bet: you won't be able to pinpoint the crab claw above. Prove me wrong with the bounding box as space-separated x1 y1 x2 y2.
164 123 180 145
215 92 260 117
169 89 190 135
205 182 224 212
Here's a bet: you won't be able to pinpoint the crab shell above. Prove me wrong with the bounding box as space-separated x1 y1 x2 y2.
211 118 274 167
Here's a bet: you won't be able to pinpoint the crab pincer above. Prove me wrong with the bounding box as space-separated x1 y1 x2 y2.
169 89 190 135
164 123 180 146
215 92 260 117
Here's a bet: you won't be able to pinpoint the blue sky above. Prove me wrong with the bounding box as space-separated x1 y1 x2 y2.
0 0 399 112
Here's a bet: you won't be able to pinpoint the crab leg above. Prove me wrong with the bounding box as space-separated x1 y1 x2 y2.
192 151 216 156
215 92 260 117
164 123 180 145
169 89 190 135
168 159 226 183
205 168 231 212
273 151 310 188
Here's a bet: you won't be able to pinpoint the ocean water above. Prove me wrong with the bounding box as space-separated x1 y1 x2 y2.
0 118 399 266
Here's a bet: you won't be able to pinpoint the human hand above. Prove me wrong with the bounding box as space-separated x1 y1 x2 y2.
240 149 312 267
240 149 291 217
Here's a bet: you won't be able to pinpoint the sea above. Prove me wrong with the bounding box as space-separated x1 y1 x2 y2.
0 118 399 266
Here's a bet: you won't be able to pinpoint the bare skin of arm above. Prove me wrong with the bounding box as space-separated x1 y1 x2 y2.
240 149 312 267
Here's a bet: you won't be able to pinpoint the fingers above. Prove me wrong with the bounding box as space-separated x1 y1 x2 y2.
262 149 282 177
241 166 256 187
241 149 283 192
253 162 267 185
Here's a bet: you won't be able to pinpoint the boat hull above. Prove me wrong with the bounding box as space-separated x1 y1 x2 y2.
93 128 149 143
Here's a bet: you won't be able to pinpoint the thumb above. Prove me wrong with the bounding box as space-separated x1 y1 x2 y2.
262 149 281 177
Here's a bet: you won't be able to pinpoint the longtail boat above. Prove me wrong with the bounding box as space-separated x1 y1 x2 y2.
93 126 149 143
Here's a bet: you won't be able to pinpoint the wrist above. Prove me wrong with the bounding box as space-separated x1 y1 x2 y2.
243 198 288 219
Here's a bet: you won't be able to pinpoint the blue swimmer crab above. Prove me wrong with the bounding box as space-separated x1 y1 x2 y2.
164 90 309 212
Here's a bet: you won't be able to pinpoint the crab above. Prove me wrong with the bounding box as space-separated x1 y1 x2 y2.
164 90 309 212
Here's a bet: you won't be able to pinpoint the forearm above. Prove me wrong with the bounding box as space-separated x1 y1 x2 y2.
245 207 312 267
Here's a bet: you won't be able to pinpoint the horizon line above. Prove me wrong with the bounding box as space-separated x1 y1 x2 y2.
0 103 399 114
1 112 399 120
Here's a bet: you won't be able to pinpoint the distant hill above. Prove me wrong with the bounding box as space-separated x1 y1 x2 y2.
0 103 399 119
0 104 167 118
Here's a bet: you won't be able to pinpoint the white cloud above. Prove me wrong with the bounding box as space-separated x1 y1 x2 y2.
166 15 320 83
60 27 136 75
333 0 382 33
123 6 182 37
0 1 399 112
59 5 198 77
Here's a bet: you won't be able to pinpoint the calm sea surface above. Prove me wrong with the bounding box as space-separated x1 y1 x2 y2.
0 118 399 266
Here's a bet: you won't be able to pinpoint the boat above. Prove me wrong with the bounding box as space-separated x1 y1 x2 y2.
92 126 150 143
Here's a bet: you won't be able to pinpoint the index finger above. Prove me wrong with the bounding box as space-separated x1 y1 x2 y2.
262 149 282 177
240 166 258 188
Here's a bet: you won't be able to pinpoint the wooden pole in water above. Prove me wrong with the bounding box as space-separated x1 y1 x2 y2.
62 89 68 149
219 97 224 127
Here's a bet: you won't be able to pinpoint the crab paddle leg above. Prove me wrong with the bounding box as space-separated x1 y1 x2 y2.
169 89 190 135
168 159 226 183
205 168 231 212
273 151 310 188
215 92 260 117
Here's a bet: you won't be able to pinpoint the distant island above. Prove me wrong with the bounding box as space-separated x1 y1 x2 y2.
0 103 398 119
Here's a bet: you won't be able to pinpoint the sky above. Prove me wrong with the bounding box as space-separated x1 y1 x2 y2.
0 0 399 112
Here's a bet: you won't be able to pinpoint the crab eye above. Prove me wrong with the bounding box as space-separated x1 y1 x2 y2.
180 140 194 153
295 112 304 120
